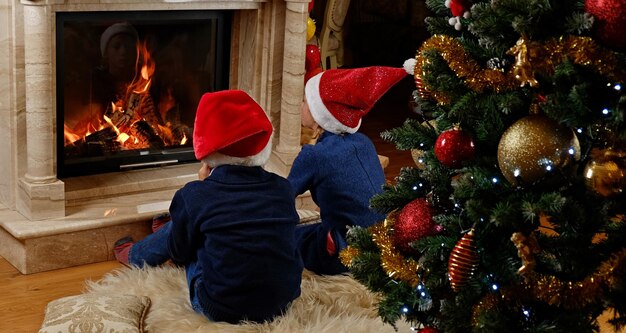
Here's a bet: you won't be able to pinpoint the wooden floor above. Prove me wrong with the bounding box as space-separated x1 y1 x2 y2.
0 81 416 333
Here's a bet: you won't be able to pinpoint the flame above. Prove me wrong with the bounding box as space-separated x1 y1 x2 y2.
103 115 120 135
128 41 155 95
64 124 82 144
181 133 187 145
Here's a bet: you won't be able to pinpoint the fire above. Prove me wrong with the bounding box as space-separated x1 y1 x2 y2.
129 41 155 95
63 36 190 154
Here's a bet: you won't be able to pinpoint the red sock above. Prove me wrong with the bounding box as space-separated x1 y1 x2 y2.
326 231 337 256
114 237 134 266
152 212 171 233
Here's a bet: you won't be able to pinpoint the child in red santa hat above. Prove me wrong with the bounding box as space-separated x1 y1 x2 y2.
289 66 409 275
114 90 303 323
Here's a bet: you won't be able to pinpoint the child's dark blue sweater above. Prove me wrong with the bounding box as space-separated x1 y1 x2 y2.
167 165 303 323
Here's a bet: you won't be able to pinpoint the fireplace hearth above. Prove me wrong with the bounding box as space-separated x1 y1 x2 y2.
0 0 314 274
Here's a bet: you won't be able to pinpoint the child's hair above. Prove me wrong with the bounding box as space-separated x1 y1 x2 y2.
202 136 273 168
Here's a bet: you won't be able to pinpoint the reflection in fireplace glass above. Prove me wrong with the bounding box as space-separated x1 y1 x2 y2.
56 11 231 177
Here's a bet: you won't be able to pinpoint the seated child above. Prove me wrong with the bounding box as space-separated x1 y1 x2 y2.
288 66 408 275
114 90 304 324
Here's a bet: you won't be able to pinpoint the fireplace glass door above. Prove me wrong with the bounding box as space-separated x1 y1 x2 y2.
56 10 231 178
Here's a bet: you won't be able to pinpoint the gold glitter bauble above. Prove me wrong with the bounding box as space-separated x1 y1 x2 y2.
306 17 316 41
411 149 426 169
497 115 581 186
584 148 626 197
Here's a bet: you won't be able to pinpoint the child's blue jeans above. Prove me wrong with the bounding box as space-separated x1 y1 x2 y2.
127 221 212 320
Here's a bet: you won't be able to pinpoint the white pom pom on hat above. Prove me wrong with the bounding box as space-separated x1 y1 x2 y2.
403 58 417 76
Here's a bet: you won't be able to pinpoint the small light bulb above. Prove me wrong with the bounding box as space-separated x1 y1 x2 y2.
602 108 610 115
492 284 499 291
614 84 622 91
402 307 409 313
492 177 498 183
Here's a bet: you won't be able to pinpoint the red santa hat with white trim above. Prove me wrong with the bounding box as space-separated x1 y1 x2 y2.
304 66 409 134
193 90 272 162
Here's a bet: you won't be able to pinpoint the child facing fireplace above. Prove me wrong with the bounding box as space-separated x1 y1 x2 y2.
113 90 304 324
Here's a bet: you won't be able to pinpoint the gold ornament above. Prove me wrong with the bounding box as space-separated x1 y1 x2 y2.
448 229 479 292
497 115 581 186
411 149 426 169
510 232 541 277
584 148 626 197
410 120 437 169
507 36 539 87
306 17 316 41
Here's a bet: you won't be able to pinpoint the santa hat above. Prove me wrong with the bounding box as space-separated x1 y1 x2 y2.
100 22 138 56
305 66 408 134
193 90 273 162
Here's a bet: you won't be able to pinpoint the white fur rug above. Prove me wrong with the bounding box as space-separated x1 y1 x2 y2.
85 265 412 332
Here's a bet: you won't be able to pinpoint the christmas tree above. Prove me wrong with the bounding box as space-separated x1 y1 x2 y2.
340 0 626 332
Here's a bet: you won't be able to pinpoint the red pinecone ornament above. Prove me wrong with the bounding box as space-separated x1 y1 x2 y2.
585 0 626 49
393 198 436 254
434 127 475 168
448 229 479 292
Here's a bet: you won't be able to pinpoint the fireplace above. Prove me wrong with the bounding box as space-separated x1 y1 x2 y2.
0 0 314 274
57 11 231 177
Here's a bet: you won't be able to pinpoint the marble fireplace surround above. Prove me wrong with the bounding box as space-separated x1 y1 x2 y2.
0 0 314 274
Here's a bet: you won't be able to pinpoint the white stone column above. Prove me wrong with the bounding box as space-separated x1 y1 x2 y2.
272 0 308 175
17 1 65 220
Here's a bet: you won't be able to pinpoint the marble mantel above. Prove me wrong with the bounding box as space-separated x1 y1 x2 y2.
0 0 311 274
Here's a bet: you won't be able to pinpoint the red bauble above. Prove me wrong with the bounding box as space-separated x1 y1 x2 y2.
305 44 321 71
434 127 475 168
309 0 315 12
448 229 479 292
305 66 323 84
585 0 626 49
393 198 436 254
418 328 440 333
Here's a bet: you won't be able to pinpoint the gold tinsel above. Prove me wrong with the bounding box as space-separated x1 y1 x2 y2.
372 213 421 287
414 35 626 105
339 246 360 268
337 214 421 287
505 248 626 309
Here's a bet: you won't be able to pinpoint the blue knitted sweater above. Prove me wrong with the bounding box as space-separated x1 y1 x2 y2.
288 131 386 237
167 165 303 323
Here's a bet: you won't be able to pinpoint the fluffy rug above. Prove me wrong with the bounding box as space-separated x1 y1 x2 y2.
85 265 412 332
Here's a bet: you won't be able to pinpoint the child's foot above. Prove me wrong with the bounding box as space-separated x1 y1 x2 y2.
152 212 170 233
114 236 134 267
326 231 337 256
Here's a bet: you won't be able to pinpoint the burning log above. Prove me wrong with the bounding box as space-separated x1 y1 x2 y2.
64 127 122 157
132 120 165 149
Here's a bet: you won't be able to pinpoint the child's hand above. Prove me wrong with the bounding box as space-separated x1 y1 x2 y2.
198 162 211 180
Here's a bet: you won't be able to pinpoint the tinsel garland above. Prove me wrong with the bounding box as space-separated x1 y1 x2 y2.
340 213 421 287
471 249 626 325
414 35 626 105
506 248 626 310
